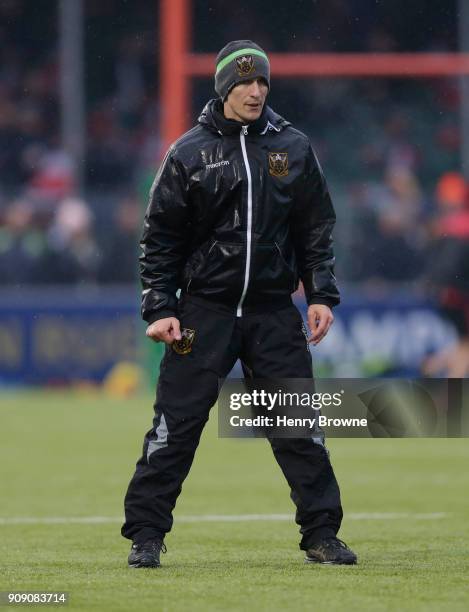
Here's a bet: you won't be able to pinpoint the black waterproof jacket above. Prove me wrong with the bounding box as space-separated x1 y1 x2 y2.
140 98 339 323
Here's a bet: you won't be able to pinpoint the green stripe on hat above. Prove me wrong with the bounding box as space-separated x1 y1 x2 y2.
216 48 269 74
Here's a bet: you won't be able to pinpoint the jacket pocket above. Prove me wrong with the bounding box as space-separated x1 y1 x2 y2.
184 240 217 291
275 241 298 292
251 242 298 296
185 241 245 295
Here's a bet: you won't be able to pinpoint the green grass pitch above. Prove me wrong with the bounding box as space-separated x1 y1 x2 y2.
1 391 468 611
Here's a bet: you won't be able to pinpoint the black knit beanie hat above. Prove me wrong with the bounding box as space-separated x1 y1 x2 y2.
214 40 270 101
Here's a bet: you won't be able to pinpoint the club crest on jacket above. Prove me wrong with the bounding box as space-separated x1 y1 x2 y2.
172 328 196 355
235 55 254 76
268 152 289 177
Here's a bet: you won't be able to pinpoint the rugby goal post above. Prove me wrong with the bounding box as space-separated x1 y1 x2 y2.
160 0 469 173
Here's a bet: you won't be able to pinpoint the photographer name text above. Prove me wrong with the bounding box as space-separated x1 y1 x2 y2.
229 415 368 428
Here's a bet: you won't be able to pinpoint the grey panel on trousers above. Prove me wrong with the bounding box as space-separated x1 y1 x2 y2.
147 413 168 461
312 435 325 447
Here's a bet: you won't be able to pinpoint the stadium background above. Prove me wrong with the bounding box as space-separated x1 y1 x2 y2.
1 2 468 610
1 0 467 384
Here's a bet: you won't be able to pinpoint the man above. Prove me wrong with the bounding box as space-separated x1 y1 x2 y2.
122 40 357 567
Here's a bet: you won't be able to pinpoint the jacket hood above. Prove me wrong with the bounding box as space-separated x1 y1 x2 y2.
198 97 290 136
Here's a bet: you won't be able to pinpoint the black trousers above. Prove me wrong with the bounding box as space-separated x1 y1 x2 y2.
121 297 343 550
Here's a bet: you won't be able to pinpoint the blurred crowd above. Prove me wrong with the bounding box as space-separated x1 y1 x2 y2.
0 0 160 285
0 0 466 295
0 195 141 285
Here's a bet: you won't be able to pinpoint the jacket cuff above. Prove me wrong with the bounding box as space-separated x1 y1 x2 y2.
145 308 178 325
306 297 339 309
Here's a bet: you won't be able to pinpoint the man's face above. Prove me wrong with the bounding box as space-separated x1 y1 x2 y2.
223 77 269 123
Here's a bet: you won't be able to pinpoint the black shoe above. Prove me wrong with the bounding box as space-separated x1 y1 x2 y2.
128 539 167 568
305 537 357 565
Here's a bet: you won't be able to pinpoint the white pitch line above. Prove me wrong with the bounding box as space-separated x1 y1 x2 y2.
0 512 447 526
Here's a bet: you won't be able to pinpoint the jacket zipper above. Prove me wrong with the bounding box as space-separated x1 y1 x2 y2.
237 125 252 317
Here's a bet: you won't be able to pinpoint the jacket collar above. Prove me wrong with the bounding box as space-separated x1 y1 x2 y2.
198 97 290 136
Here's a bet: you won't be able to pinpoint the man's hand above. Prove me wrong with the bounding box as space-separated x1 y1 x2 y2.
307 304 334 345
146 317 182 344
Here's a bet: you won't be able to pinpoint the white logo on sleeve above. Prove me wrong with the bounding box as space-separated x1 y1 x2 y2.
205 160 230 169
